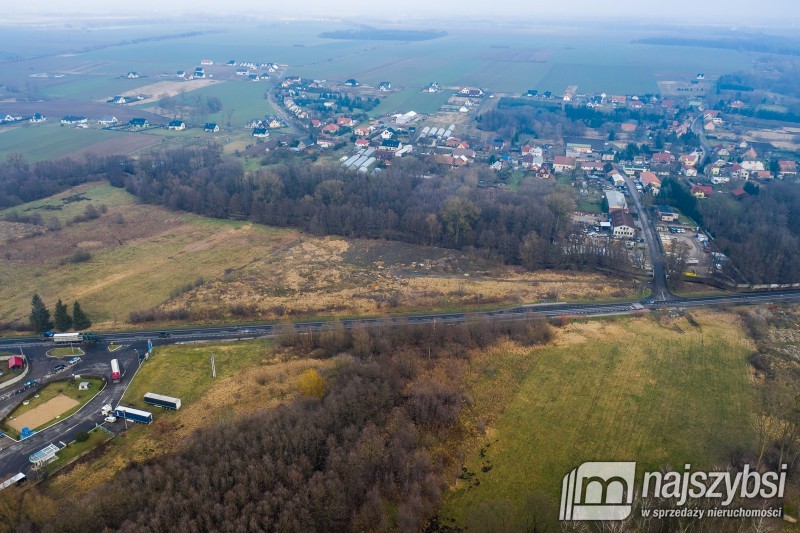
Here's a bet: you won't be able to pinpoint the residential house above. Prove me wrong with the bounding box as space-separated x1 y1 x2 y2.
267 119 282 129
656 205 678 222
731 188 748 200
236 68 249 76
380 139 402 152
639 171 661 193
651 152 675 166
355 138 370 148
679 153 700 167
729 164 748 180
426 82 440 93
380 128 396 140
620 122 637 133
109 96 129 104
317 138 335 148
311 119 322 129
167 120 186 131
61 116 87 125
553 156 577 173
611 211 636 238
248 74 261 82
126 71 139 79
344 79 359 87
691 185 713 198
353 125 372 137
741 147 758 161
378 81 391 91
610 95 627 105
176 70 186 78
580 161 605 173
321 123 340 135
194 68 205 79
204 123 220 133
129 118 149 128
778 160 797 178
200 59 213 65
98 116 118 126
29 113 45 123
252 127 269 138
683 165 698 177
337 117 356 127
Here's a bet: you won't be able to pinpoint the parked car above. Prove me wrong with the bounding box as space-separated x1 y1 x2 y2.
158 331 171 338
53 364 66 372
68 357 81 365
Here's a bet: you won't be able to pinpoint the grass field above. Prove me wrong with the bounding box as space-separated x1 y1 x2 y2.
47 347 85 357
159 81 277 127
442 310 756 529
369 88 453 117
44 428 112 475
2 378 104 438
0 182 637 329
41 77 154 101
0 123 130 163
0 181 135 224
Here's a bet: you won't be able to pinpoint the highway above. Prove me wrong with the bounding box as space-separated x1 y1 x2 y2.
1 289 800 480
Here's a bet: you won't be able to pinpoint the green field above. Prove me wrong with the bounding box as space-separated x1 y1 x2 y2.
120 339 270 413
0 181 135 224
443 311 756 529
48 347 85 357
0 123 123 163
370 88 453 116
44 428 112 475
42 77 153 101
160 81 278 127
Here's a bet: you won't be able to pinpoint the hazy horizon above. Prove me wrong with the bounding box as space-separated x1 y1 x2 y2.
7 0 800 29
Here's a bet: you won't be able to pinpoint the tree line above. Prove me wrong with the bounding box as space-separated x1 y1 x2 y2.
113 145 629 272
29 294 91 333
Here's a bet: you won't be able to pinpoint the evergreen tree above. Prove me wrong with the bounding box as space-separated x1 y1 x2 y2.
29 294 53 333
53 299 72 331
72 301 92 330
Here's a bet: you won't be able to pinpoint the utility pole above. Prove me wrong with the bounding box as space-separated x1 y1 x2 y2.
210 353 216 378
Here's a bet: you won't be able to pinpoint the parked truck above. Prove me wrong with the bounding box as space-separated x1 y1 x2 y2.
52 332 82 343
110 359 121 383
143 392 182 410
114 406 153 424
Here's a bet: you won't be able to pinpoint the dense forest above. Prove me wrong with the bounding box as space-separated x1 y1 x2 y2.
3 317 555 531
110 145 629 271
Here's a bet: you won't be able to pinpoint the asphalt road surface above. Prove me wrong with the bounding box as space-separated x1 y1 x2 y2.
1 290 800 479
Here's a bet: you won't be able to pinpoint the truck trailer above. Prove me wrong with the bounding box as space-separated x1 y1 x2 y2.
110 359 121 383
52 333 82 343
114 406 153 424
143 392 182 410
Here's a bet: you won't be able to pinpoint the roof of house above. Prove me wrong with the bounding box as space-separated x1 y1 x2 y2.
640 171 661 186
691 185 713 196
553 156 576 166
611 210 635 228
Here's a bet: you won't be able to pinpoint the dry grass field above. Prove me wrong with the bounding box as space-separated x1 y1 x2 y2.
104 79 221 105
1 182 636 329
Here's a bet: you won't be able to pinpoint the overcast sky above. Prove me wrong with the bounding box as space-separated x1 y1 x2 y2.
11 0 800 26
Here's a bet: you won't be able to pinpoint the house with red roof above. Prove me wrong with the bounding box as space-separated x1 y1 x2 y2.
778 160 797 178
691 185 713 198
321 123 340 135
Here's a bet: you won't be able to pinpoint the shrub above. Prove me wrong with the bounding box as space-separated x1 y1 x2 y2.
75 431 89 443
69 249 92 264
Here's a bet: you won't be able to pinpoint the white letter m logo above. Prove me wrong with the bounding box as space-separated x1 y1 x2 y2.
559 462 636 521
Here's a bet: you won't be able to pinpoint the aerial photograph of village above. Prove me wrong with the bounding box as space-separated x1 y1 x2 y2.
0 0 798 530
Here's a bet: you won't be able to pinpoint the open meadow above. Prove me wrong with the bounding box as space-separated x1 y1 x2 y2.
442 309 757 529
0 182 637 330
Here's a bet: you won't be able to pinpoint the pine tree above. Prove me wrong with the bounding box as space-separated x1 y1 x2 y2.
72 301 92 330
29 294 53 333
53 299 72 331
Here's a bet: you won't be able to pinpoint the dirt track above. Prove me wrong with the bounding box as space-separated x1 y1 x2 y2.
8 395 79 431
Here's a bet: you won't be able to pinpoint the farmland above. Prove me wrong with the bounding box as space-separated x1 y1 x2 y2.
0 123 154 163
369 88 453 116
442 310 757 529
